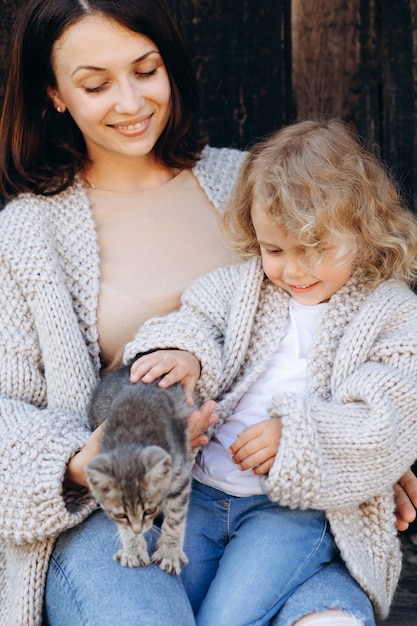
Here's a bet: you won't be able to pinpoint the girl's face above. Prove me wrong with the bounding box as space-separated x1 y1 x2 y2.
48 14 172 167
251 206 353 305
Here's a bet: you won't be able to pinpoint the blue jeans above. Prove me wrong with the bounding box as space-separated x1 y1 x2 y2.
272 558 375 626
181 480 337 626
43 508 194 626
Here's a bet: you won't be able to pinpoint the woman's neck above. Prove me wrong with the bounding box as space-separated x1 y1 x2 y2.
84 156 178 192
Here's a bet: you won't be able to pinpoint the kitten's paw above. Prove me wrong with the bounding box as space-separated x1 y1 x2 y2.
114 549 150 568
152 548 188 575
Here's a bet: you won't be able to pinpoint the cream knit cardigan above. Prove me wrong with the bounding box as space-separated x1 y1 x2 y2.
0 146 246 626
125 256 417 619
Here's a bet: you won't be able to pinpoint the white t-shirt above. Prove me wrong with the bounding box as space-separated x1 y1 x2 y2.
193 298 328 496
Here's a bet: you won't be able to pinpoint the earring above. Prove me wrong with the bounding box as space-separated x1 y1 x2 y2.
57 106 62 113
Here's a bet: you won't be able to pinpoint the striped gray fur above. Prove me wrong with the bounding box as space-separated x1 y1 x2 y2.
85 365 192 574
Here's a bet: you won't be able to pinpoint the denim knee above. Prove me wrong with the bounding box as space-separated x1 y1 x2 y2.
43 509 194 626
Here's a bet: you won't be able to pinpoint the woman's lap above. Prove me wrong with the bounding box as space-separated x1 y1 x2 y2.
43 507 375 626
43 508 194 626
271 557 375 626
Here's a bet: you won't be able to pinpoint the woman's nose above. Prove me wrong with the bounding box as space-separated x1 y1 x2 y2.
114 78 145 114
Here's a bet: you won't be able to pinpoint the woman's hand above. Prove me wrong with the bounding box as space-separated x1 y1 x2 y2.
394 468 417 531
63 398 217 489
229 419 282 475
188 400 218 449
130 350 200 405
65 353 214 488
64 423 105 489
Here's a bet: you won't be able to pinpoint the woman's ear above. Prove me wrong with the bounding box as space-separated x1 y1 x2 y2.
47 86 66 114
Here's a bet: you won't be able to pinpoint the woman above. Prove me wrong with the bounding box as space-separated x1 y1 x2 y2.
0 1 415 625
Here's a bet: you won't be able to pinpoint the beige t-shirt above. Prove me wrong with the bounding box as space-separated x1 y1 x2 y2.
89 169 238 370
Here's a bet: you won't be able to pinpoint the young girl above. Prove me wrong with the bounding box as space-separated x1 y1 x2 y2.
127 118 417 626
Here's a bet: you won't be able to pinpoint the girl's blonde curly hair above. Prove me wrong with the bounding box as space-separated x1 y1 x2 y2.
223 118 417 287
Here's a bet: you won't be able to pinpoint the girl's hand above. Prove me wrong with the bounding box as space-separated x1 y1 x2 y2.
394 468 417 531
188 400 218 449
130 352 216 447
130 350 200 405
229 419 282 475
64 423 105 489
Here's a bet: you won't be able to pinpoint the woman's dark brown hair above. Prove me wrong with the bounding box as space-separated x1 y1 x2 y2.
0 0 201 197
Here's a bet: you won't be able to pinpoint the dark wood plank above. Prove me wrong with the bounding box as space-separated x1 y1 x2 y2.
376 534 417 625
291 0 364 119
172 0 291 148
291 0 417 211
380 0 417 210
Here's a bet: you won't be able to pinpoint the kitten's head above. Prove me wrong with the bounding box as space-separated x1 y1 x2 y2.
86 445 172 534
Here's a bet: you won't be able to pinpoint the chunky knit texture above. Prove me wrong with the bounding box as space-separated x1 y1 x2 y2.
0 146 246 626
125 256 417 619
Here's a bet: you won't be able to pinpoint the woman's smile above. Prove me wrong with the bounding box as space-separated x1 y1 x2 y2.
109 113 153 135
48 14 172 167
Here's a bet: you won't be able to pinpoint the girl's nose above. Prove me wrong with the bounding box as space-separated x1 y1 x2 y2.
284 256 304 279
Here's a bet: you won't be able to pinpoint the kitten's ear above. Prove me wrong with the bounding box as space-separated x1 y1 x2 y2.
85 453 118 497
142 446 172 485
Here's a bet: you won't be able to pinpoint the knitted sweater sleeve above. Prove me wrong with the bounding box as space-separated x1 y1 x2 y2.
0 248 96 545
263 285 417 510
124 267 233 399
124 262 256 400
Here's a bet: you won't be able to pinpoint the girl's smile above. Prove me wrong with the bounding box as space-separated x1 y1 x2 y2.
251 205 354 305
288 282 320 293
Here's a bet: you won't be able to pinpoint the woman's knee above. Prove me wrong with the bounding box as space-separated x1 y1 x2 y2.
294 610 364 625
43 510 194 626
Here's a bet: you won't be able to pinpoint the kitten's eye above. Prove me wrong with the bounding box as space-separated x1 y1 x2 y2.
112 512 128 522
144 507 158 517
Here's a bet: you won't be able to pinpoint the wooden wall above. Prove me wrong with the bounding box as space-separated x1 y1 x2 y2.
291 0 417 210
170 0 292 147
1 0 417 209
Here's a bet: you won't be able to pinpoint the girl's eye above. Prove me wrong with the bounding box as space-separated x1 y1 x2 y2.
265 249 282 256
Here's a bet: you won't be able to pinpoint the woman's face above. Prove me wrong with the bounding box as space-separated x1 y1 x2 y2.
48 13 172 166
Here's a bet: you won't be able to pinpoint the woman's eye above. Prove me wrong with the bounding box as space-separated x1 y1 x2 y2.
135 68 158 79
84 84 106 94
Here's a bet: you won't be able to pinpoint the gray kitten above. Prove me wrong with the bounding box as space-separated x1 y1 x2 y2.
85 365 192 574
